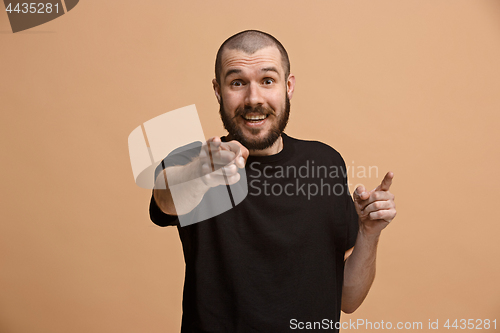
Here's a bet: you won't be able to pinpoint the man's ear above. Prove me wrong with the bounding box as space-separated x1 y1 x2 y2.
212 79 221 104
286 74 296 100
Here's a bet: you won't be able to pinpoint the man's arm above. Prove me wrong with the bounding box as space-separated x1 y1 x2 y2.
153 159 210 215
153 137 249 216
341 172 396 314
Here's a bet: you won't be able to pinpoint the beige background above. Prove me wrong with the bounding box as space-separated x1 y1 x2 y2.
1 0 499 332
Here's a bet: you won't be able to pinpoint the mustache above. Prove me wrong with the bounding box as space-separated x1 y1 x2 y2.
232 105 276 120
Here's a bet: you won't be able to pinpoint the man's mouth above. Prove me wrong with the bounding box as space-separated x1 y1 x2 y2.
242 114 269 122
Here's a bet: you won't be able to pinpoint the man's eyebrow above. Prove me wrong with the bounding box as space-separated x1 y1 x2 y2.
224 67 281 80
261 67 280 75
224 69 241 79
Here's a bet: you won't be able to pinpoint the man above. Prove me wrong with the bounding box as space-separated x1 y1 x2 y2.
151 30 396 332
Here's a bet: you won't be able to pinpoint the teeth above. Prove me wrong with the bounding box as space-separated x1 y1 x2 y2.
244 115 266 120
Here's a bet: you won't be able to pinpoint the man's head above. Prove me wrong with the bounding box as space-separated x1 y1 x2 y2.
213 30 295 151
215 30 290 87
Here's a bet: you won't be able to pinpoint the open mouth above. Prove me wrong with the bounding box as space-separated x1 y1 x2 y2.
242 114 269 122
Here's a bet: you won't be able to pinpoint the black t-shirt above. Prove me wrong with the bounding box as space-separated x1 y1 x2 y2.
150 133 359 332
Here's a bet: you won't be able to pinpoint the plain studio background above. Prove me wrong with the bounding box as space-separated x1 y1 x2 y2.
1 1 499 332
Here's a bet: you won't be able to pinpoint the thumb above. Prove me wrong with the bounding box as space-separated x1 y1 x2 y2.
353 185 369 203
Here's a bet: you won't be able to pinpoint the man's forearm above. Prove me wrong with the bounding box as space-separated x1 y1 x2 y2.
153 158 210 216
341 228 380 314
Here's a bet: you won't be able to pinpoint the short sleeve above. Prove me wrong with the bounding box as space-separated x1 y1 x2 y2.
148 141 202 227
340 155 359 251
345 194 359 250
149 193 179 227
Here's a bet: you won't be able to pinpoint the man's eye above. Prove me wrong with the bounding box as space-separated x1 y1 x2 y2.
263 79 274 85
231 81 242 86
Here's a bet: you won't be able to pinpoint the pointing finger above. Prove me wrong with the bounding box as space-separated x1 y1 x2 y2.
207 136 222 149
227 140 249 168
379 172 394 191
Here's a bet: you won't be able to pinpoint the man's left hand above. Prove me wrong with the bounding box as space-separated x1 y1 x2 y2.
353 172 397 236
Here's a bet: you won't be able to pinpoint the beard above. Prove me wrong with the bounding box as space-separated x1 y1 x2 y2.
219 95 290 151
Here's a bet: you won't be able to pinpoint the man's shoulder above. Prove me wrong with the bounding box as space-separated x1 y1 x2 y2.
284 133 343 160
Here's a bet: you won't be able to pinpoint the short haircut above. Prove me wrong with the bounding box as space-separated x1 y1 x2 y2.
215 30 290 85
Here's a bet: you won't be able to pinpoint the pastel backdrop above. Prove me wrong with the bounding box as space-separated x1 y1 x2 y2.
1 0 499 332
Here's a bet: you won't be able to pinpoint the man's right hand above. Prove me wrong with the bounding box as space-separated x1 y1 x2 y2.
154 137 249 216
198 137 249 187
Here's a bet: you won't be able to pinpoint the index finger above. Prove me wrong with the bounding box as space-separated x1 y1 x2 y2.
220 141 241 158
379 171 394 191
203 137 222 156
225 140 250 168
207 136 222 148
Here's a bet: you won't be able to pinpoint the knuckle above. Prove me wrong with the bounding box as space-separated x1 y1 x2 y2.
230 174 241 184
202 174 212 185
201 164 210 174
227 164 237 174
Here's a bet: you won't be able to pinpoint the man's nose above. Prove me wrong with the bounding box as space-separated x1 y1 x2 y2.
244 82 264 107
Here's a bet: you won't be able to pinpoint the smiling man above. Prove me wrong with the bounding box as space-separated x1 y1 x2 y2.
214 40 293 154
150 30 396 332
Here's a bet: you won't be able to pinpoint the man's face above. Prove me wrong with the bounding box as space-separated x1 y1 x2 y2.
214 46 295 150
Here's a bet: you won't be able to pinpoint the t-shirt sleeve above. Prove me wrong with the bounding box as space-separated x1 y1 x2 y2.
148 141 202 227
339 153 359 251
345 193 359 250
149 193 179 227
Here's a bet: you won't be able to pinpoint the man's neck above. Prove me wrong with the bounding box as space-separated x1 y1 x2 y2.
249 135 283 156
